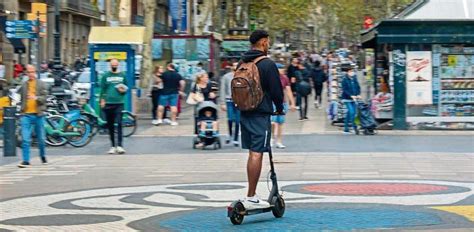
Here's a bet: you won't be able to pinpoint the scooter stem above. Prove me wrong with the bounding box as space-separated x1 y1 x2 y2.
268 148 280 201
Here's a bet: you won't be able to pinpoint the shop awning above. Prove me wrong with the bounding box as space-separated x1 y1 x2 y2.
88 27 146 44
361 20 474 47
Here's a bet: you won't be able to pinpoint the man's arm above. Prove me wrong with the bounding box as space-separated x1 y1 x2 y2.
36 81 48 105
99 73 106 100
265 63 284 113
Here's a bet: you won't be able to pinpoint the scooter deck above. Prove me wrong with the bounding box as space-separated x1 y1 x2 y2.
227 204 275 217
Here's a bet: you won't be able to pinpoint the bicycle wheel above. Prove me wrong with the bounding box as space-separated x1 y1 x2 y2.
119 111 137 137
66 118 93 148
45 115 69 147
81 112 99 136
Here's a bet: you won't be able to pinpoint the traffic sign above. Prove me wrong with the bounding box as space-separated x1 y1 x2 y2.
5 20 35 27
4 20 37 39
6 32 37 39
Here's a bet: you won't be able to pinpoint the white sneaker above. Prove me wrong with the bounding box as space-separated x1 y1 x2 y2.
163 118 172 124
243 195 270 210
116 146 126 154
107 147 116 154
276 143 286 149
156 119 163 125
152 120 159 125
233 140 239 147
170 121 179 126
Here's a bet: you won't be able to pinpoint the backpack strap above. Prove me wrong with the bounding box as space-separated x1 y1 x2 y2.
253 56 267 64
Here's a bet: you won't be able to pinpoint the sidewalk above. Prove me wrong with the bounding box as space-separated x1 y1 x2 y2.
135 95 474 137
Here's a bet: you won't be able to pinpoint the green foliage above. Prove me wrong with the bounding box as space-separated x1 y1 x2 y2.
251 0 414 42
250 0 316 32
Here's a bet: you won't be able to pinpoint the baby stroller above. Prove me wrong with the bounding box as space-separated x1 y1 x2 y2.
193 101 222 150
357 101 377 135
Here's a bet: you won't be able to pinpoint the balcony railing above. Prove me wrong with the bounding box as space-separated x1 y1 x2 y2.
60 0 101 19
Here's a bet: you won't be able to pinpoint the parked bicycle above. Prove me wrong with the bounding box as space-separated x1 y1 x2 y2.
46 95 137 138
16 112 93 148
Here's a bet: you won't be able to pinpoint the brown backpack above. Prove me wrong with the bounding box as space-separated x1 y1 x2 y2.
231 56 267 111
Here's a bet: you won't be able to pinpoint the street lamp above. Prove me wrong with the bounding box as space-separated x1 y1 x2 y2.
53 0 61 69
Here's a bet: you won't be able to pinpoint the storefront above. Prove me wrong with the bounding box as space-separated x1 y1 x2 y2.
362 19 474 130
151 34 222 81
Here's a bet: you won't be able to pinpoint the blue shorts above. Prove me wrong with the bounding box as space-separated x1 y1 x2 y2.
241 114 271 153
159 94 179 107
226 101 240 122
271 103 288 124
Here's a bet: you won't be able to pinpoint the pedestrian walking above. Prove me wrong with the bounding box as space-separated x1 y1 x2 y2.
156 62 185 126
295 63 312 121
151 66 164 125
220 63 240 146
341 66 361 134
99 59 128 154
287 58 299 109
13 60 23 80
311 60 327 108
18 65 48 168
271 63 296 149
234 30 284 209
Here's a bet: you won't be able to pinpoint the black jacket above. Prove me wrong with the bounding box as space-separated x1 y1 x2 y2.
311 67 327 84
240 50 284 115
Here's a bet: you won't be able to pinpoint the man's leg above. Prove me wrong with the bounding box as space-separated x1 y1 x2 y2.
157 105 164 120
104 106 116 147
344 102 351 132
303 96 308 118
20 116 32 163
234 122 240 142
170 106 178 122
349 102 357 130
276 123 283 144
247 151 263 197
35 116 46 158
115 105 123 147
157 94 167 120
170 94 179 122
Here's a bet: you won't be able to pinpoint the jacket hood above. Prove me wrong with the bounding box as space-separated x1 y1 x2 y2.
241 50 266 63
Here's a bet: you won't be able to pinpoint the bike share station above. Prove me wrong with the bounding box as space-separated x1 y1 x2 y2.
88 26 145 113
87 27 145 137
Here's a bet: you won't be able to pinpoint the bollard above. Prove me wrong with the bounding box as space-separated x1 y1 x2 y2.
3 106 17 157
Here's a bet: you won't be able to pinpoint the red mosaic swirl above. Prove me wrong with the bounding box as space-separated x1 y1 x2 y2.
302 183 450 196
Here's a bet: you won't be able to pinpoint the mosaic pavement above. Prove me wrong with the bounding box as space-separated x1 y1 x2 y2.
1 180 473 231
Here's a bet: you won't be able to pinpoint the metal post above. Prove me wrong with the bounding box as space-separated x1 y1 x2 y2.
3 106 17 157
53 0 61 69
36 11 41 77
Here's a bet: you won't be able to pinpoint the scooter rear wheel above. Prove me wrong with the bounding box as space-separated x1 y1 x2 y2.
230 202 245 225
272 196 285 218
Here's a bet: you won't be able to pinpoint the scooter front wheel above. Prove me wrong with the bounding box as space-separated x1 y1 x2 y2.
272 196 285 218
229 202 245 225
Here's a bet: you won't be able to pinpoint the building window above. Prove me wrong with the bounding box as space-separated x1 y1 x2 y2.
137 0 144 16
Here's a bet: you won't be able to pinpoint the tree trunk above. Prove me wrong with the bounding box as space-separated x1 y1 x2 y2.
140 0 156 88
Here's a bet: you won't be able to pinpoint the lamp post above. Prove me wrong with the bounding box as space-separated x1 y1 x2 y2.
53 0 61 70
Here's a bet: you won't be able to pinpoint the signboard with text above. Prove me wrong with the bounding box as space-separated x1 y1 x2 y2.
5 20 37 39
406 51 433 105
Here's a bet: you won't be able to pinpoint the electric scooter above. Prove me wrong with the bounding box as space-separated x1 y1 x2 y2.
227 147 285 225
